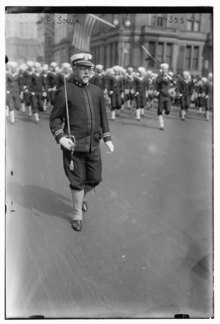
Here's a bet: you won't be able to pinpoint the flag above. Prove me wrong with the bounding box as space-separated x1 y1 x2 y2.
71 14 97 52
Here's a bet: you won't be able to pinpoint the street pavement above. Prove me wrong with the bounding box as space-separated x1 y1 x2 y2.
5 106 213 319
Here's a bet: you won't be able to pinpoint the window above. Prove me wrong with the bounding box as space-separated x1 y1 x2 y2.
110 43 114 66
115 42 118 66
185 46 191 70
185 45 199 70
152 14 167 27
192 46 199 69
166 43 172 67
157 43 164 64
148 42 156 67
186 14 201 32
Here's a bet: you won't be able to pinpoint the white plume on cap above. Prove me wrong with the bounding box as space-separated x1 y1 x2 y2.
160 63 169 69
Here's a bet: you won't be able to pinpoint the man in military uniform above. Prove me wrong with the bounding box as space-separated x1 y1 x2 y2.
50 53 114 232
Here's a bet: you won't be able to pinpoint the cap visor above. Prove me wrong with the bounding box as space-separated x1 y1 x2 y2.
74 60 94 67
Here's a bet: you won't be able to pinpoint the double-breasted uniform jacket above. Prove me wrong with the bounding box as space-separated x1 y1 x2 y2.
133 75 149 95
106 74 124 95
176 78 194 98
49 79 111 152
90 72 106 91
155 74 173 97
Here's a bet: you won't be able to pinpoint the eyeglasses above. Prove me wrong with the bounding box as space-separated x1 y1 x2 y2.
77 65 93 71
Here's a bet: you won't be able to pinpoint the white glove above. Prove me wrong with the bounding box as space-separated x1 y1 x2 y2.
105 141 114 153
59 137 75 151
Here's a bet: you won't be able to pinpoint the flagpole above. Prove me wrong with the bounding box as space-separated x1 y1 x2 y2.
88 14 116 28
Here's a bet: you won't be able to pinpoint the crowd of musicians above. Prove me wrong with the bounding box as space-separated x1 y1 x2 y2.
6 59 213 129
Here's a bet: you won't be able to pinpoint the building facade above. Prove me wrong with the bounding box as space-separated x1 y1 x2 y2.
5 13 45 63
7 12 212 76
90 13 213 75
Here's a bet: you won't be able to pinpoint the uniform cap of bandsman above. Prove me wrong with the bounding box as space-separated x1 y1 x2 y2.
19 63 27 71
160 63 169 70
201 77 207 83
50 62 57 67
62 62 71 69
112 65 120 71
8 61 18 67
42 64 49 72
120 67 126 74
95 64 103 71
146 70 153 77
183 71 191 81
34 62 41 68
34 62 42 73
208 73 213 81
27 60 34 67
138 67 146 74
127 67 133 73
62 62 71 74
8 61 18 72
70 53 94 67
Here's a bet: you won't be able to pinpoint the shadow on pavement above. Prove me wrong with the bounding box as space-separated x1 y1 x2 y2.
7 182 72 222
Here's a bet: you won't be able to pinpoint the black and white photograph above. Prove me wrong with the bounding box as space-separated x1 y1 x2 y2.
4 3 215 320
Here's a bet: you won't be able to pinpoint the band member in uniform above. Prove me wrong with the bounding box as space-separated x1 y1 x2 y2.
6 61 21 124
107 65 124 120
155 63 173 130
90 64 106 91
124 67 135 109
176 71 194 120
24 61 35 117
29 62 44 123
200 77 211 121
18 63 28 113
40 64 49 111
47 62 57 108
134 67 148 120
50 53 114 232
55 62 73 90
207 72 213 112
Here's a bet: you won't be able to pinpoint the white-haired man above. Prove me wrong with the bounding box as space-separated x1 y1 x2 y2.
50 53 114 231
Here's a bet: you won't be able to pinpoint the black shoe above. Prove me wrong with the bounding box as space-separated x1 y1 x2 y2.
82 201 88 212
159 127 164 131
71 220 82 231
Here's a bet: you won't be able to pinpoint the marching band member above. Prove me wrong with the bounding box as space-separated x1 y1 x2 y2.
155 63 173 130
